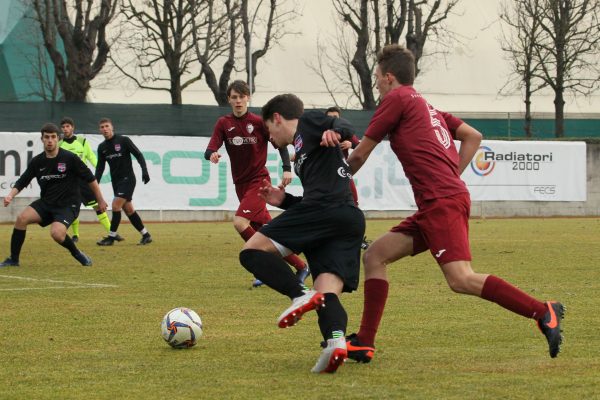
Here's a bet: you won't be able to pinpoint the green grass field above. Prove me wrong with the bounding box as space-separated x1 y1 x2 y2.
1 218 599 399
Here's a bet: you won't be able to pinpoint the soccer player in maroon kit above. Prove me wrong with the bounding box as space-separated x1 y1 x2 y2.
323 45 564 362
204 81 309 286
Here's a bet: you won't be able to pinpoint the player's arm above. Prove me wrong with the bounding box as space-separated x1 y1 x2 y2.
277 146 292 187
455 122 482 175
346 136 378 174
74 155 107 212
4 161 36 206
258 179 301 209
94 145 106 182
204 120 225 163
127 137 150 184
83 138 98 168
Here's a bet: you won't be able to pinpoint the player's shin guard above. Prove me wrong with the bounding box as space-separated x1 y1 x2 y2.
10 228 26 262
59 235 79 256
110 211 122 233
96 210 110 232
127 211 145 232
317 293 348 341
239 249 305 299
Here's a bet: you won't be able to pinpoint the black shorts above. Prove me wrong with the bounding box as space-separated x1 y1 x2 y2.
260 202 365 292
112 176 136 201
29 199 80 228
79 180 97 207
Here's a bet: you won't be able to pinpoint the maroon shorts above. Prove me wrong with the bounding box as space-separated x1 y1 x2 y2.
390 192 472 264
235 178 272 227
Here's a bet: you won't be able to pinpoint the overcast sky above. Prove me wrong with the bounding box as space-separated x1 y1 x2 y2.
89 0 599 114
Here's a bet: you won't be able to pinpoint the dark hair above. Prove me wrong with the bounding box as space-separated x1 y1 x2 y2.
98 117 112 125
60 117 74 126
377 45 415 85
262 94 304 121
325 106 341 116
40 123 59 136
227 80 250 97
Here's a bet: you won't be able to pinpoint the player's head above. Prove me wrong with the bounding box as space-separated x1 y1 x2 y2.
98 117 114 140
227 80 250 117
60 117 75 138
261 94 304 148
375 45 415 97
40 123 60 151
325 106 341 118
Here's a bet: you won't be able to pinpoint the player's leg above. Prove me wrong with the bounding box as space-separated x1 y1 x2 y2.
80 182 112 237
312 273 347 374
440 260 564 357
345 228 414 363
123 201 152 245
70 217 80 242
97 196 127 246
0 206 42 267
50 206 92 266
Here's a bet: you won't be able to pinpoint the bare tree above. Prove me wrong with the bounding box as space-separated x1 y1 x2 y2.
28 0 118 102
240 0 299 96
191 0 238 106
315 0 460 110
534 0 600 137
499 0 547 137
113 0 216 105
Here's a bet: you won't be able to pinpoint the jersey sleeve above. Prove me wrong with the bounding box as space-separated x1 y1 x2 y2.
94 143 106 182
205 118 225 156
364 92 403 143
439 111 464 139
125 137 148 173
72 154 95 183
13 158 37 191
82 138 98 167
331 117 356 142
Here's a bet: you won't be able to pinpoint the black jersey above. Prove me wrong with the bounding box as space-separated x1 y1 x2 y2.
289 111 356 205
95 134 147 182
14 148 95 207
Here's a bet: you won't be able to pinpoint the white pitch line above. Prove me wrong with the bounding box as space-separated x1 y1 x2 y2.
0 286 117 292
0 274 118 289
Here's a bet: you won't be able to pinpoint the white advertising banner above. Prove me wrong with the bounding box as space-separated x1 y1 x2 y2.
0 133 586 210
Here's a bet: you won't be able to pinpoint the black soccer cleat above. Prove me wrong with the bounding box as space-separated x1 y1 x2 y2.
138 234 152 245
0 256 19 267
97 236 115 246
346 333 375 363
113 234 125 242
74 251 93 267
295 264 311 283
361 236 371 250
72 235 79 243
537 301 565 358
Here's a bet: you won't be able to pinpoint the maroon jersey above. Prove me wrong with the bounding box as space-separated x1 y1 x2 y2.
365 85 468 207
206 112 271 184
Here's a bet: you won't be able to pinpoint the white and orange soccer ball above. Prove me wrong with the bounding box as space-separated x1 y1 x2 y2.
161 307 203 348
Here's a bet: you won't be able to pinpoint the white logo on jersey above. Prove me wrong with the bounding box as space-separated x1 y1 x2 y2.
242 209 252 214
227 127 235 132
246 123 254 133
435 249 447 258
337 167 352 179
231 136 244 146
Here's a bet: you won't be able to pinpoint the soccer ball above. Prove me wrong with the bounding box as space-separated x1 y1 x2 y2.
161 307 203 348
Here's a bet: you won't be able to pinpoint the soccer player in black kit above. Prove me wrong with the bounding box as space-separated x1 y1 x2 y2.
239 94 365 374
0 123 108 267
94 118 152 246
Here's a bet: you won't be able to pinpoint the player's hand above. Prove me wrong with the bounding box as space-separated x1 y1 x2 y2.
3 195 13 207
280 171 292 188
340 140 352 150
321 130 341 147
258 179 285 206
210 152 221 164
142 172 150 184
97 199 108 213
